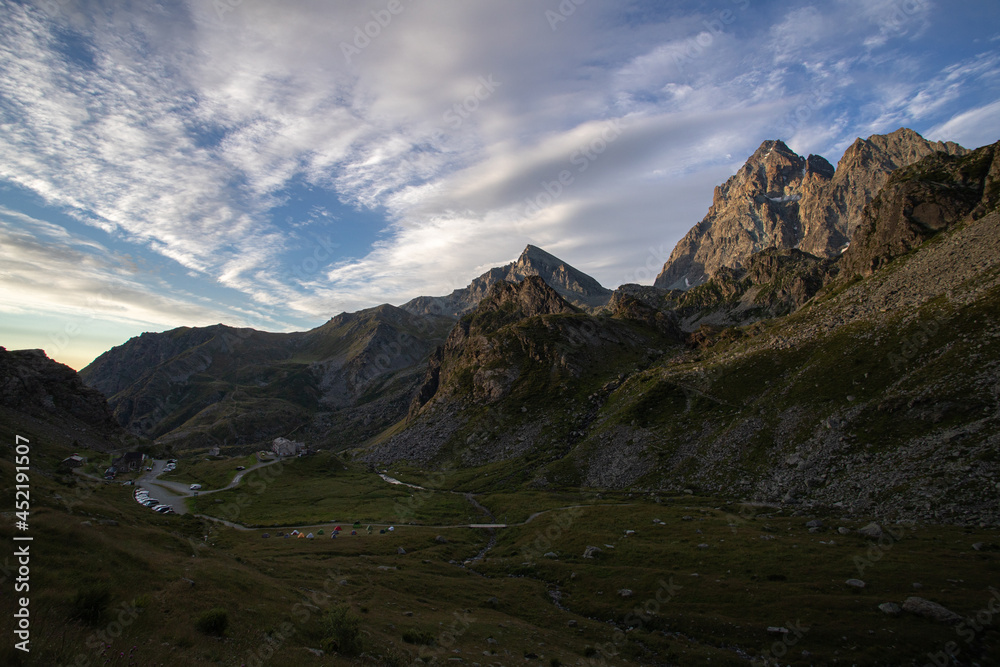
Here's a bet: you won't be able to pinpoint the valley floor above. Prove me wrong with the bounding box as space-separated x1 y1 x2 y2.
4 449 999 667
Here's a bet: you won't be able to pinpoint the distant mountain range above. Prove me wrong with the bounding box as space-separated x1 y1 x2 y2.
76 244 614 450
16 128 999 525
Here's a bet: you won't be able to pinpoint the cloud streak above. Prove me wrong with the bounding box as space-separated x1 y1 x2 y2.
0 0 998 367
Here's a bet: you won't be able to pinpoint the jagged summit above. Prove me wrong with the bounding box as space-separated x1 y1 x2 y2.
509 244 611 303
654 128 968 290
401 244 611 318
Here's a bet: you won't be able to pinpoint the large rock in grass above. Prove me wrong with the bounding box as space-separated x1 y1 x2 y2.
902 597 962 624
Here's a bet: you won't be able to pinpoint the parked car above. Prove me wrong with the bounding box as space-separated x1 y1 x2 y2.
143 499 159 507
152 504 170 511
235 466 245 471
189 484 202 490
154 506 173 514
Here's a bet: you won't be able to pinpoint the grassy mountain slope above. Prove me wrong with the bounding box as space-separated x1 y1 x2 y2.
79 306 453 454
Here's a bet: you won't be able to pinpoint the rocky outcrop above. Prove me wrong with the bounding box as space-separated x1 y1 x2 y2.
841 141 1000 277
654 140 830 290
655 128 968 290
408 277 576 416
0 347 123 444
800 128 967 248
401 244 611 317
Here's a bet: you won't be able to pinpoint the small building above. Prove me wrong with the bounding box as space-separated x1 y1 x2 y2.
59 455 85 471
113 452 145 472
207 446 221 457
272 437 305 457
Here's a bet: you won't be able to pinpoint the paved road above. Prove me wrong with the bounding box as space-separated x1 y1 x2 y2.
137 456 285 515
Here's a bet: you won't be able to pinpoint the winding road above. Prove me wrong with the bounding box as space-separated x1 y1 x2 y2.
132 459 610 540
136 456 285 515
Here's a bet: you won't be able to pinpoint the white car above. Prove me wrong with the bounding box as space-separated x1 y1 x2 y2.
189 484 202 490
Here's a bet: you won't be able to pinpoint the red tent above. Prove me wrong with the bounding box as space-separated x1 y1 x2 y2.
334 525 342 532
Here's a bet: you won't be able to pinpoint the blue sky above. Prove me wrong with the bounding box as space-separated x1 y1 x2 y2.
1 0 998 370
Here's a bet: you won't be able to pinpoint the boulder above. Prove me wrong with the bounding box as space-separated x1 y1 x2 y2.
902 597 962 624
858 523 883 539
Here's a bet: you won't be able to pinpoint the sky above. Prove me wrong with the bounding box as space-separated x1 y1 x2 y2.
1 0 999 370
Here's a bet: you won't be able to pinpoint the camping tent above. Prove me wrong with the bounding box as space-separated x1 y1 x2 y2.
306 533 314 539
334 526 342 532
297 532 306 538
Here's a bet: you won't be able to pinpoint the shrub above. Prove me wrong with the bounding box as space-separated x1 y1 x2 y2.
401 628 435 645
321 604 364 656
71 584 111 624
195 608 229 636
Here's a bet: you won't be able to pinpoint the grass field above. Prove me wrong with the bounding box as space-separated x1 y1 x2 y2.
159 453 259 489
4 436 998 667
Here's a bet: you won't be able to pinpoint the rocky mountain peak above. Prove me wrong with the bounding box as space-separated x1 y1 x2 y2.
401 245 611 317
510 244 611 302
654 128 968 290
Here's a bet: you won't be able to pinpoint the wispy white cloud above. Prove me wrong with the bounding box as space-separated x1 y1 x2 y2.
0 0 998 358
926 98 1000 149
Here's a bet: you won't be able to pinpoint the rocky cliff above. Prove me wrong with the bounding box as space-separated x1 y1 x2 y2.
0 347 127 451
841 140 999 276
654 128 968 290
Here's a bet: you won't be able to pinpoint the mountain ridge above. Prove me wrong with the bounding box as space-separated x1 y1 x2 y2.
401 244 612 318
654 127 970 290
